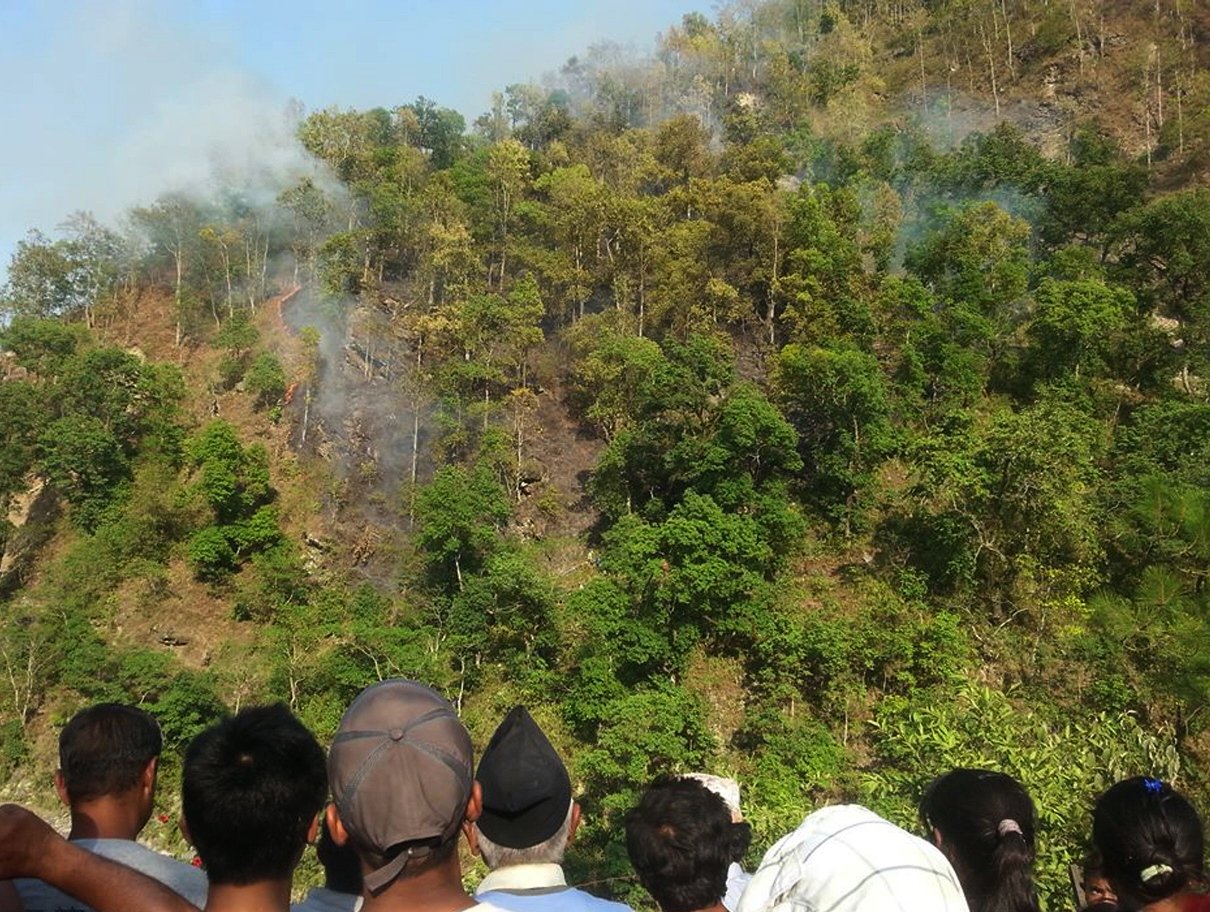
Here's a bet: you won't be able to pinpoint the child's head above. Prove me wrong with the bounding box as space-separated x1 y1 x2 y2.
1093 776 1203 906
182 704 327 886
1082 849 1117 907
920 768 1039 912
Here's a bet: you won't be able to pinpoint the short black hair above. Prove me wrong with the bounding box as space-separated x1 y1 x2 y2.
59 703 162 803
624 777 734 912
183 704 327 886
1093 776 1204 906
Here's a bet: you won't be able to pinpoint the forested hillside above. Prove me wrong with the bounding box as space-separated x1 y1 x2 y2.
2 1 1210 907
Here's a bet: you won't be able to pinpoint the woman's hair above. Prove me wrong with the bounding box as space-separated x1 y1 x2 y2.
1093 776 1204 906
920 768 1040 912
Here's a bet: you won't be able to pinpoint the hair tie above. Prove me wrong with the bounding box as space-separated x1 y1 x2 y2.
1140 863 1173 883
1143 777 1164 794
997 819 1022 838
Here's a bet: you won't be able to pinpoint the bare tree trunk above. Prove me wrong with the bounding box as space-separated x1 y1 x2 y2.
638 265 646 337
1144 50 1155 169
1071 0 1085 74
174 249 183 347
1000 0 1015 79
410 409 420 486
301 390 312 443
918 28 928 103
979 19 1002 117
1156 45 1165 129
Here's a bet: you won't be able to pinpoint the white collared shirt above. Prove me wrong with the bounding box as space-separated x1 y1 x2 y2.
477 863 568 894
475 863 634 912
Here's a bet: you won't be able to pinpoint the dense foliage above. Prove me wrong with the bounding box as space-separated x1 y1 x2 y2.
3 2 1210 908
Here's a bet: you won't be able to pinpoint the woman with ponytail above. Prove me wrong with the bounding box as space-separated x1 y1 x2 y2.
920 769 1041 912
1093 776 1208 911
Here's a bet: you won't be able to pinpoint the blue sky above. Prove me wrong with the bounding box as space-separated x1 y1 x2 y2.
0 0 709 277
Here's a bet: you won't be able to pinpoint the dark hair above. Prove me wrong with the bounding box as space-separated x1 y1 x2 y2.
183 704 327 886
1093 776 1204 906
317 816 363 895
730 820 753 866
920 768 1040 912
1082 848 1106 881
59 703 162 803
624 777 733 912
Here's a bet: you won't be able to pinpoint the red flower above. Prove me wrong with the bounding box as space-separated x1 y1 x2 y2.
157 814 170 824
190 857 203 868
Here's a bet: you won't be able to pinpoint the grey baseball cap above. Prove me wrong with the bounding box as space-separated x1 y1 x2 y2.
328 680 473 893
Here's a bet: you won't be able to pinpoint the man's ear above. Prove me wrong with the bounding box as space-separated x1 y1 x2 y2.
462 781 484 854
465 780 483 824
326 804 350 847
463 818 480 856
140 757 158 797
567 801 582 846
53 771 69 809
306 812 321 846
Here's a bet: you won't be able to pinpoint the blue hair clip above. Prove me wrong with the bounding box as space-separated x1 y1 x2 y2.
1143 777 1164 794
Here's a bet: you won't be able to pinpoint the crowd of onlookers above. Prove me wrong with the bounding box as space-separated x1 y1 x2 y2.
0 683 1205 912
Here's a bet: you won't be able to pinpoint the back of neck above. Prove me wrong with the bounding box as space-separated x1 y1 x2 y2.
67 795 145 841
360 856 476 912
204 879 293 912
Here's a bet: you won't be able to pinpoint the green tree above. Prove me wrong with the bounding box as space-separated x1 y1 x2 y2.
414 465 511 591
37 415 130 530
0 382 48 504
772 341 891 531
1026 278 1134 381
911 397 1104 616
906 201 1031 362
1 215 123 327
244 352 287 410
131 193 206 344
0 316 86 374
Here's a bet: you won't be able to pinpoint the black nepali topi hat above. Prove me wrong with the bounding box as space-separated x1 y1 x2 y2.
475 705 572 849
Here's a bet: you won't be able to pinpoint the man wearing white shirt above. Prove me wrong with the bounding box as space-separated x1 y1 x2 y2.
469 706 632 912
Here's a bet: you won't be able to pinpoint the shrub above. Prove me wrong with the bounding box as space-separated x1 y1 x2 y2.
188 526 236 581
244 352 286 410
215 353 245 390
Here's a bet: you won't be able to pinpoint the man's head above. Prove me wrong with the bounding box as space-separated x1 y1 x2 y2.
473 705 578 869
683 774 751 866
735 805 968 912
55 703 162 815
326 679 477 894
182 703 327 887
625 777 735 912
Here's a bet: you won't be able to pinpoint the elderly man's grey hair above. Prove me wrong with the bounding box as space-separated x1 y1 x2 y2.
476 801 575 869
